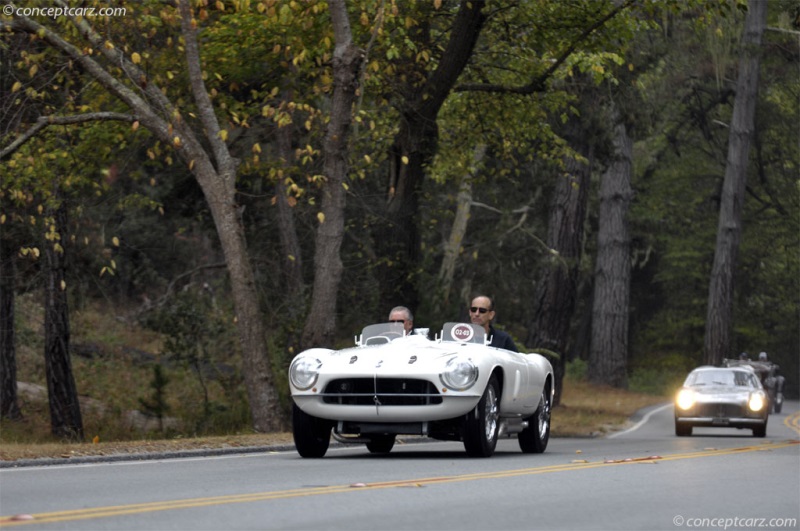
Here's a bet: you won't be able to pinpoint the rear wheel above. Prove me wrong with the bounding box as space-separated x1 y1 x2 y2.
292 403 332 458
366 434 396 454
675 421 692 436
462 374 500 458
519 388 551 454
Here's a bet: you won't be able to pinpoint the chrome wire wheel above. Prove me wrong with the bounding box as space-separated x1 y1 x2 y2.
537 390 550 440
484 384 499 441
518 387 551 454
463 374 501 457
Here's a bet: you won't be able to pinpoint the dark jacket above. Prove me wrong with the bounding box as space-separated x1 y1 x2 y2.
488 324 517 352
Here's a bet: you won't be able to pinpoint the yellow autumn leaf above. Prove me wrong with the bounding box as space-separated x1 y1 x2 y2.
252 143 261 154
219 129 228 141
104 41 114 50
131 52 141 64
173 136 181 147
60 280 66 291
364 154 372 164
11 81 22 93
29 65 38 77
317 212 325 224
111 260 117 269
401 156 409 165
0 214 5 224
112 236 120 247
132 121 140 131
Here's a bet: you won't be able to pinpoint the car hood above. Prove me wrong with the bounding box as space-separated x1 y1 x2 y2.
688 386 752 399
323 336 468 370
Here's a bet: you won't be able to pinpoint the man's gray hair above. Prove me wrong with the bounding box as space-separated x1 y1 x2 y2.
389 306 414 321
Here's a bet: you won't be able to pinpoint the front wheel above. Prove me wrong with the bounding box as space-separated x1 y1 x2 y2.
752 421 767 438
774 396 783 414
366 434 396 454
675 421 692 437
519 388 551 454
292 403 332 458
462 374 500 458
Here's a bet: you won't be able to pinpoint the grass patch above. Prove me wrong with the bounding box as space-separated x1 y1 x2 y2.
552 375 669 437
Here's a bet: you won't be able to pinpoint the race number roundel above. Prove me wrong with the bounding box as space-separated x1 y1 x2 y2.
451 323 474 342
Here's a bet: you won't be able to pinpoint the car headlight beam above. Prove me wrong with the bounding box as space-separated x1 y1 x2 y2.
676 388 695 410
748 392 765 412
290 357 322 390
440 356 479 391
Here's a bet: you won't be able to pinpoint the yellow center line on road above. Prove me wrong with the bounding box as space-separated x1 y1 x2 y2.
1 439 798 527
785 410 800 435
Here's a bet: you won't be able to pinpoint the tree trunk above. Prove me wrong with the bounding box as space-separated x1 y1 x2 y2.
703 0 766 366
435 144 486 314
589 109 633 388
527 120 592 406
0 231 21 420
43 201 83 440
301 0 365 348
275 116 306 356
375 0 487 313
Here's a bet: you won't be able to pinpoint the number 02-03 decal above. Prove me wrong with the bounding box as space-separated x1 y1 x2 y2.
450 323 474 342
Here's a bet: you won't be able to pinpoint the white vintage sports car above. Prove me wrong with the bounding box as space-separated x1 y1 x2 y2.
289 322 554 458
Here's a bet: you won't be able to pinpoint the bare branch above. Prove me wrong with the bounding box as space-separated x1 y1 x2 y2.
1 113 135 161
456 0 635 95
178 0 237 181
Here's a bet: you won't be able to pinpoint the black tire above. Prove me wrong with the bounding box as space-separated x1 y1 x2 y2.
519 388 551 454
752 421 767 438
462 374 500 458
366 434 396 454
292 403 332 458
675 421 692 436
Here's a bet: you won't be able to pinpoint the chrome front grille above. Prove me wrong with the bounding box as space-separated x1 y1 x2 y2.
321 378 442 406
695 403 746 417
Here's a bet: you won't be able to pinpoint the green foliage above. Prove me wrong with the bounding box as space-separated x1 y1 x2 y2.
628 354 695 396
138 365 171 432
138 285 243 432
566 358 588 382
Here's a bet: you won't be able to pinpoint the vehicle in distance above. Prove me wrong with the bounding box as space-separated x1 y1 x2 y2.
289 322 554 458
674 366 769 437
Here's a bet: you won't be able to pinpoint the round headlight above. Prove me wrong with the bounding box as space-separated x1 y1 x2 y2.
440 357 479 391
676 388 695 410
748 392 765 412
290 357 321 390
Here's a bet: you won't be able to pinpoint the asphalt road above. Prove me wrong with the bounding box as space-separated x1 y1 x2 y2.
1 401 798 531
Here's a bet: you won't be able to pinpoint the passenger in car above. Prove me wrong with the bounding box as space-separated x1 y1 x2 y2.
388 306 415 335
468 295 518 352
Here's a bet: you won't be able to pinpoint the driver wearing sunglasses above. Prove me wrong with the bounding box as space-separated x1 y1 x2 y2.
469 295 518 352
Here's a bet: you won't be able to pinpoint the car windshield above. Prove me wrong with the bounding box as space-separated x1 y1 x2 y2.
687 370 754 388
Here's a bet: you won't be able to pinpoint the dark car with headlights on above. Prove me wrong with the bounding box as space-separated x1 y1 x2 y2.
674 366 768 437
